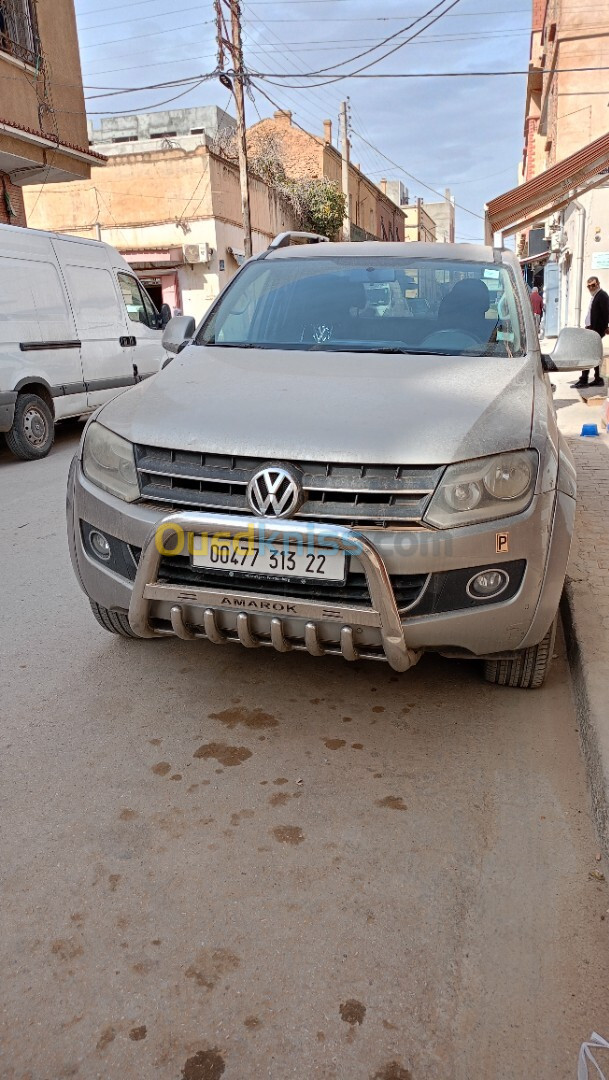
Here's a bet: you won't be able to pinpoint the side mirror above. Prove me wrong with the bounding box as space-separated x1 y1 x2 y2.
162 315 196 354
545 326 602 372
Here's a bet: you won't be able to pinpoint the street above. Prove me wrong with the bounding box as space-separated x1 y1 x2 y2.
1 426 609 1080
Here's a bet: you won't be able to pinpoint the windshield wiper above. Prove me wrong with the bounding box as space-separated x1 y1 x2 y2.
308 344 426 354
203 341 262 348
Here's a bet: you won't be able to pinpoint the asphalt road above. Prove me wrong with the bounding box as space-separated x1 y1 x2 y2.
2 425 609 1080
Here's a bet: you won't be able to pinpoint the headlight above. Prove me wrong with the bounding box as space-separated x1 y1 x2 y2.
82 422 139 502
424 450 537 528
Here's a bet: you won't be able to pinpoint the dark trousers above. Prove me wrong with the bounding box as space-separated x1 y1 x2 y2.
579 366 601 382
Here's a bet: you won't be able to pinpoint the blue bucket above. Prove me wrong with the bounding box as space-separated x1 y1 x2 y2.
581 423 599 437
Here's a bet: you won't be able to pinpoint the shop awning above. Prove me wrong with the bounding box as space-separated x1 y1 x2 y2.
121 247 184 269
485 131 609 240
226 246 246 265
519 250 551 265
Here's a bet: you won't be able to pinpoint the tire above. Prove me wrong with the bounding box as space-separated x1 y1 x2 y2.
483 616 557 689
5 393 54 461
89 600 139 639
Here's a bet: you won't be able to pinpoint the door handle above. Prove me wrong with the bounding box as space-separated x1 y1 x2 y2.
119 336 137 347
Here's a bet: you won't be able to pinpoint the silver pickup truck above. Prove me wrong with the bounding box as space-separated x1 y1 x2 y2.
67 234 601 688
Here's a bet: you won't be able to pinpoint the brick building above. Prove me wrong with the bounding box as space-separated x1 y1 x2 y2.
516 0 609 331
247 111 404 242
0 0 103 227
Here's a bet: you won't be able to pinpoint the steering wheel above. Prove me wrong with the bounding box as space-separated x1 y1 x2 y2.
420 329 482 351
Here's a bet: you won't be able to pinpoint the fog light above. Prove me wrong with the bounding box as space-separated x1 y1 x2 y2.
466 569 509 600
89 529 111 561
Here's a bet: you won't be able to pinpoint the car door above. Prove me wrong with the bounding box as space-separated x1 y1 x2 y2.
61 260 136 410
115 271 164 381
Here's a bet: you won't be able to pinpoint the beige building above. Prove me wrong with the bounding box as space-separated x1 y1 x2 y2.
247 111 405 242
381 180 455 243
422 193 455 244
401 200 437 243
0 0 102 227
25 136 298 321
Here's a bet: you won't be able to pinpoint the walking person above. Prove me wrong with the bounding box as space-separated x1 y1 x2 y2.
573 275 609 388
530 286 543 334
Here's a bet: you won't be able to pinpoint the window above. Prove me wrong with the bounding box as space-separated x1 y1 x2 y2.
197 257 524 358
117 272 158 329
0 0 39 65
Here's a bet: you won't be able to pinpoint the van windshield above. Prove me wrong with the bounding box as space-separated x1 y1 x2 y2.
197 256 524 357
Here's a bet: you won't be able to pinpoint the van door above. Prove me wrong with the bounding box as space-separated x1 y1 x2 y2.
115 271 164 380
0 253 86 418
62 262 136 409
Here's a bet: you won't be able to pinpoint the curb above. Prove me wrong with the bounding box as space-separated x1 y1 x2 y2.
561 579 609 856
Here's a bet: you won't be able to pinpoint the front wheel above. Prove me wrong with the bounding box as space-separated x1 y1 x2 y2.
483 616 557 689
5 393 54 461
89 600 140 638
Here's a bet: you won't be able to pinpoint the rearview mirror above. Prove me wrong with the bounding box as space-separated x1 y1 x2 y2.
162 315 196 354
544 326 603 372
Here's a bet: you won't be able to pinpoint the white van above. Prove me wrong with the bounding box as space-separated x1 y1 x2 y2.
0 223 166 461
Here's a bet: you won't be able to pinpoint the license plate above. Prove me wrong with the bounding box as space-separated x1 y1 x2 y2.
192 537 346 582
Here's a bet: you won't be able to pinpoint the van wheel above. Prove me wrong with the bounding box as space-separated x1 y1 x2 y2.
6 393 54 461
89 600 139 638
483 616 557 689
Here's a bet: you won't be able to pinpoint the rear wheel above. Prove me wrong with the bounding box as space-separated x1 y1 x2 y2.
483 616 557 689
89 600 139 638
6 393 54 461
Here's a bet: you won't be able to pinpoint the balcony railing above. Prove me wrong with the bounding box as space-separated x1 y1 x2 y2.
350 223 378 243
0 0 40 67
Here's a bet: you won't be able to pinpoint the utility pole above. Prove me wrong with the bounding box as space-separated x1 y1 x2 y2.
215 0 252 259
340 100 350 243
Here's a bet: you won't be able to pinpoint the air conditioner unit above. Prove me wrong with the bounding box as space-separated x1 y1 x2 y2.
183 243 211 264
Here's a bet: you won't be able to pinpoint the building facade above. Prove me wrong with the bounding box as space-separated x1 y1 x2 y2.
401 201 437 243
382 180 455 243
87 106 236 149
247 111 405 242
520 0 609 330
24 135 298 321
0 0 102 227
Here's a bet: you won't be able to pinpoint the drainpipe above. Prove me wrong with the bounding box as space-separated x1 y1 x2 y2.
572 198 586 326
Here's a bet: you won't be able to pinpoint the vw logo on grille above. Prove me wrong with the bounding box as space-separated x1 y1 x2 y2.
247 463 303 518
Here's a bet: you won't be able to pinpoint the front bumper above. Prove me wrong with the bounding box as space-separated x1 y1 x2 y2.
68 457 575 671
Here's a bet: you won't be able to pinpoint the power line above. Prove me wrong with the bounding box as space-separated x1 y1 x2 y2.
87 77 213 115
247 9 528 19
241 2 341 126
79 18 213 49
78 3 203 32
245 64 609 77
349 127 484 218
288 0 462 81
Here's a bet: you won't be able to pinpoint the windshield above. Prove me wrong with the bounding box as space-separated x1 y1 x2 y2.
196 256 524 357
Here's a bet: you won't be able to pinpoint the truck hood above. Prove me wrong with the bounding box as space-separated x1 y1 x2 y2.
99 346 535 466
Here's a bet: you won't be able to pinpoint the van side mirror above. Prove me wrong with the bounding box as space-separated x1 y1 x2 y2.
162 315 196 354
545 326 603 372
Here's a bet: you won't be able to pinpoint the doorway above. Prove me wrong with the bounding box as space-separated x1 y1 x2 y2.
145 283 163 310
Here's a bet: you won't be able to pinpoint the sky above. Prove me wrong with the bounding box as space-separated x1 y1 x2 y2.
73 0 533 242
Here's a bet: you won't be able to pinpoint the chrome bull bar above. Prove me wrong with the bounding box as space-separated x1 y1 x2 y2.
128 512 421 672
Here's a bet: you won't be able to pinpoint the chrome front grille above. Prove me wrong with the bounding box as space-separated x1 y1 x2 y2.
135 446 443 526
157 555 429 612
